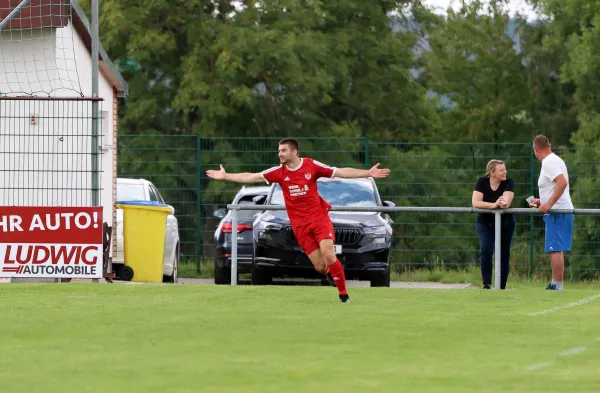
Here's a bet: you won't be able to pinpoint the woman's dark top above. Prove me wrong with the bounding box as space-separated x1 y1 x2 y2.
474 176 514 224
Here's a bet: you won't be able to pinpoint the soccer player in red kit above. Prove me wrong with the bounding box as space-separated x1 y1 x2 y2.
206 138 391 303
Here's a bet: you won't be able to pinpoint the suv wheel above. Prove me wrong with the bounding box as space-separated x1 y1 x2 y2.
214 262 231 285
251 264 272 285
370 269 391 287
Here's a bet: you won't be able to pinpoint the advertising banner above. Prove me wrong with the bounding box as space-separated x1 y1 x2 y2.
0 207 103 279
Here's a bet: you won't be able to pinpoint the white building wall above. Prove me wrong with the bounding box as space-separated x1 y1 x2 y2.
0 23 116 235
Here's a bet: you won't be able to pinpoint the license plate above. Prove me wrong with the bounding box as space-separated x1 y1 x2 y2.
229 233 246 241
334 245 342 254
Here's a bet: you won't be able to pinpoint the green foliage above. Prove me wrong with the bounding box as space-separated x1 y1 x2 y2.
2 283 600 392
518 21 577 147
86 0 600 276
533 0 600 278
421 0 533 143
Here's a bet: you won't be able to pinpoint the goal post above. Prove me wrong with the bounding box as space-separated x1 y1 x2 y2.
0 0 33 32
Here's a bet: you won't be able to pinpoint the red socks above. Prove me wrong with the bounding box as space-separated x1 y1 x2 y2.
327 260 348 295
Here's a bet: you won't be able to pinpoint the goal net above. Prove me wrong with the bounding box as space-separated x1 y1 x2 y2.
0 0 83 97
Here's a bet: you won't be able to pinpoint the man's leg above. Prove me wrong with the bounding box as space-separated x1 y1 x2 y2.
306 249 327 275
550 251 565 283
544 214 572 291
305 218 349 303
294 225 326 275
318 238 349 302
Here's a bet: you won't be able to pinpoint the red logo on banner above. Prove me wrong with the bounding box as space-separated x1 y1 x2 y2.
0 207 103 278
2 265 23 274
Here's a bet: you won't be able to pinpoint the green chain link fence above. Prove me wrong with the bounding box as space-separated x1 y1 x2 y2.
1 97 104 207
117 136 600 280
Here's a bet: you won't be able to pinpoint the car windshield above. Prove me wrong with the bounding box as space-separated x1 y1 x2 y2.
236 194 267 219
270 179 378 207
237 198 260 219
117 183 146 201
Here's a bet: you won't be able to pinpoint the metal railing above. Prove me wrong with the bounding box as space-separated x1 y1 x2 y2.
226 205 600 288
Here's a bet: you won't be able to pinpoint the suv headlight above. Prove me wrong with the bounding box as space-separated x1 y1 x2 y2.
257 221 283 238
363 226 387 235
257 221 283 231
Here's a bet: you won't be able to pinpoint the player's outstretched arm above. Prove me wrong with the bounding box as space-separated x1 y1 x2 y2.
206 165 264 183
335 163 390 179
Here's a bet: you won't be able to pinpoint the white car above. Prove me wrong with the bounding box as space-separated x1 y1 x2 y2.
114 178 180 283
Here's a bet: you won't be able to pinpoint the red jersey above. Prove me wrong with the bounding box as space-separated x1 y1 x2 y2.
260 158 336 227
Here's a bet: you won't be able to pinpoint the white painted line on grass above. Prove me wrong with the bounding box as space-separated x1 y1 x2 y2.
526 339 598 372
525 362 553 371
528 294 600 316
558 346 587 357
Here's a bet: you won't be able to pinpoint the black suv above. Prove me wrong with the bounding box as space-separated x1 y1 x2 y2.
251 178 394 287
212 186 270 284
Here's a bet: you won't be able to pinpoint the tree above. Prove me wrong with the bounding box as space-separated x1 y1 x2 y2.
422 0 533 144
175 0 438 142
518 20 577 148
88 0 442 261
534 0 600 278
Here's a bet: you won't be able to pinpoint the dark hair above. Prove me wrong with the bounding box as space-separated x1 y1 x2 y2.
278 138 299 153
533 135 551 149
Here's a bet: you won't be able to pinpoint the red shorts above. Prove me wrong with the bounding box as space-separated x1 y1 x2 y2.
292 219 335 255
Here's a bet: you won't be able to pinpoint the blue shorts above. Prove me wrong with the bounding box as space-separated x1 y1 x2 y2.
544 213 574 253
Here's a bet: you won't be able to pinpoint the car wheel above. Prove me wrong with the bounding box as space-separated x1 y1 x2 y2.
163 245 179 283
214 261 231 285
251 264 272 285
370 269 391 287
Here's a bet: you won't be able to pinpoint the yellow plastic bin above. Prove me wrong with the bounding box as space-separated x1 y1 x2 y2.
115 200 172 283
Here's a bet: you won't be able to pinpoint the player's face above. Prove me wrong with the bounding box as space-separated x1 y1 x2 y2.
492 164 507 181
278 144 297 164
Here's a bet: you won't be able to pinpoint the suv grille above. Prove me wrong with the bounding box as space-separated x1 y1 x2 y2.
335 229 361 244
282 227 361 245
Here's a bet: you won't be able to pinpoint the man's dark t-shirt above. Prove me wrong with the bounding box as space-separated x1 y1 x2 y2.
474 176 514 224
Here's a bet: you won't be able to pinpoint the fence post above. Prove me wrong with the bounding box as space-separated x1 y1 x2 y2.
196 135 202 273
494 211 502 290
231 208 239 285
364 136 369 169
529 144 535 279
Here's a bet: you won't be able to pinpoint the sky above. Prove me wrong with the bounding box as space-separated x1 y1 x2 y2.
421 0 539 21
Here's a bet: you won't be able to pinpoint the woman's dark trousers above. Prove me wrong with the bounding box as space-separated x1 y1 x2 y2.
476 216 515 289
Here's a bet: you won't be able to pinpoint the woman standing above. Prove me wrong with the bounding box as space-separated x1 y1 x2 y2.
472 160 515 289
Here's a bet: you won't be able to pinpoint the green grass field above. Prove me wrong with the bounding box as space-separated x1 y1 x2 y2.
1 282 599 393
178 261 600 284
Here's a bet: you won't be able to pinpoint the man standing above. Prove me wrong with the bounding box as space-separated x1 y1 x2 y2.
206 138 391 303
529 135 574 291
